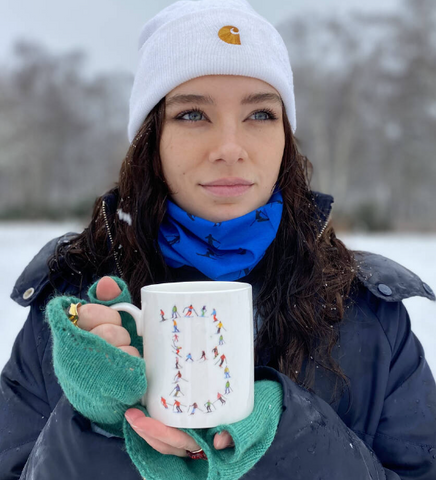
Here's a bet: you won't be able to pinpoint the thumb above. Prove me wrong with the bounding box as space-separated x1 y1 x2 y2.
96 276 122 301
125 408 146 427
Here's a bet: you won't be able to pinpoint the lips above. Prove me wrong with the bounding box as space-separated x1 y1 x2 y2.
201 177 253 186
200 178 253 197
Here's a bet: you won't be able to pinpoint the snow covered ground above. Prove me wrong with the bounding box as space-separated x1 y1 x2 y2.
1 223 435 377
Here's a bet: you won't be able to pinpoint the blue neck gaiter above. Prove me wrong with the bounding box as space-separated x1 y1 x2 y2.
158 191 283 281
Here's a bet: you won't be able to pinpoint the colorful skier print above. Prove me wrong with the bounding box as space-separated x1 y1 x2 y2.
216 321 226 334
173 400 184 413
188 402 203 415
216 353 227 368
160 303 235 415
174 371 187 383
170 384 184 397
216 392 226 405
184 304 200 317
199 350 207 362
204 400 216 413
172 345 182 357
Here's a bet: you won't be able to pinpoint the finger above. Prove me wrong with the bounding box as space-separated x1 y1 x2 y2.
126 412 201 452
96 276 122 301
214 430 235 450
89 324 131 347
119 345 141 357
134 430 188 457
77 303 122 331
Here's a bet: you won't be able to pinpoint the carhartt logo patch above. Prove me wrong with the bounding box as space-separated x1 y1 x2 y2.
218 26 241 45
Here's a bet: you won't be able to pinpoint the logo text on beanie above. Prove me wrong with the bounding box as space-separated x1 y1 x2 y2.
218 26 241 45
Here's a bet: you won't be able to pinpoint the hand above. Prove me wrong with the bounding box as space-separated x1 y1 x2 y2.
76 276 141 357
124 408 235 457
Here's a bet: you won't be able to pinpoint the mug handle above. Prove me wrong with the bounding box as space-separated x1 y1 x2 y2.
110 303 143 337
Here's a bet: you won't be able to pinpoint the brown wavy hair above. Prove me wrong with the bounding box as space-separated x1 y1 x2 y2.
49 97 356 401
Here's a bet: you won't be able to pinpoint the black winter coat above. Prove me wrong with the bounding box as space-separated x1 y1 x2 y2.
1 194 436 479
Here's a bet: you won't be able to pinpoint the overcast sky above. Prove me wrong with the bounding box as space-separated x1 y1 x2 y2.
1 0 400 75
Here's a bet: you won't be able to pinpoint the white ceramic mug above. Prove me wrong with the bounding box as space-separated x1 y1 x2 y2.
111 281 254 429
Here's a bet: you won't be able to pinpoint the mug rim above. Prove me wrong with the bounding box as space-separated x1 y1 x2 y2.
141 281 251 294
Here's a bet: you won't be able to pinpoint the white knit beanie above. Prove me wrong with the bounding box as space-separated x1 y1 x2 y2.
128 0 296 143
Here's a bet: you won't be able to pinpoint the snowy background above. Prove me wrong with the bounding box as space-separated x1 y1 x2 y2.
1 222 435 376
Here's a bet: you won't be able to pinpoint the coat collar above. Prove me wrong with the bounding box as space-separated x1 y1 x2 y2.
101 189 335 238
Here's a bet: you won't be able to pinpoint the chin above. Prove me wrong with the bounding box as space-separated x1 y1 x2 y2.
200 203 253 223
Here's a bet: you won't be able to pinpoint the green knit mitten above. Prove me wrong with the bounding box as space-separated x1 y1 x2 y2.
45 277 147 437
123 380 283 480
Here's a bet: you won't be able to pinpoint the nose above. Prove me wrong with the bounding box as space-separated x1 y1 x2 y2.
207 127 249 165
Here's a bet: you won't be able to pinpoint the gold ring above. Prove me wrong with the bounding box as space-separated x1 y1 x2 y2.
68 302 82 326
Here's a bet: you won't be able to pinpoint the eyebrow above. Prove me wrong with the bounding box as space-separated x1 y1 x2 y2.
165 92 282 108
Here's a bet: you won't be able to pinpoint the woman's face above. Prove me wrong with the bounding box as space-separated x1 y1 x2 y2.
159 75 285 223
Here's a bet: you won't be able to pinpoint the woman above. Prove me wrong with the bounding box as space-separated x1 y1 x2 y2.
1 0 435 478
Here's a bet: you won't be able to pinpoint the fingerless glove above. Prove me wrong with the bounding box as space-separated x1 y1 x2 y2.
123 379 283 480
45 277 147 437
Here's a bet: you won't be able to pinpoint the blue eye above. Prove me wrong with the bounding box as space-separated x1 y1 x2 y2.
175 108 278 123
252 111 270 121
251 108 279 121
176 109 205 122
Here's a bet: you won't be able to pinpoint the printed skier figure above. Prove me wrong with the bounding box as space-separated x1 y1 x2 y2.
170 384 184 397
172 305 180 319
166 234 180 246
250 210 270 226
196 248 223 260
172 345 182 357
185 353 194 362
172 319 180 333
200 305 207 317
205 234 221 248
212 346 219 358
216 320 226 334
174 371 182 382
217 392 226 405
224 366 231 378
175 357 183 370
173 400 183 413
161 397 169 409
159 309 167 322
172 333 179 344
219 334 225 345
204 400 216 413
216 353 227 368
225 380 233 395
188 402 203 415
199 350 207 362
184 304 198 317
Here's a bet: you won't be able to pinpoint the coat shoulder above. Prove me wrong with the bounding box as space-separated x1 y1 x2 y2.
353 250 435 302
10 232 79 307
